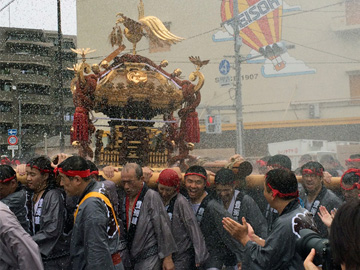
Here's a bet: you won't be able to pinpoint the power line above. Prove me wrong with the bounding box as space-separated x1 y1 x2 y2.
81 1 357 66
282 38 360 63
281 1 345 18
0 0 15 13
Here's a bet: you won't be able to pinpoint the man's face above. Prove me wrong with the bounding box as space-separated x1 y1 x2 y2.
215 184 234 205
346 161 360 170
158 183 176 203
263 182 273 205
185 175 205 202
341 185 360 202
0 180 17 199
59 173 78 196
121 168 143 198
26 167 48 192
302 174 322 195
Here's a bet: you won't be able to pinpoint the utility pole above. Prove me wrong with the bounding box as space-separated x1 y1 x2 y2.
232 0 245 156
57 0 65 152
18 96 21 157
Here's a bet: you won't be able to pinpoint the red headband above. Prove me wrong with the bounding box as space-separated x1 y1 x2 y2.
185 172 210 187
26 164 52 174
340 169 360 191
54 167 91 178
0 175 16 183
267 183 299 199
1 157 11 165
157 169 180 192
256 160 267 167
1 158 20 166
90 171 99 175
345 158 360 165
302 168 323 177
268 164 290 171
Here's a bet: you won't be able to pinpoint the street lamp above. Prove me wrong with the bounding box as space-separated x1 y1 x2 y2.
57 0 65 152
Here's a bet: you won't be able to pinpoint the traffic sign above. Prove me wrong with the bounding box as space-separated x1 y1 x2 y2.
219 59 230 75
8 135 18 145
8 145 19 150
8 129 17 136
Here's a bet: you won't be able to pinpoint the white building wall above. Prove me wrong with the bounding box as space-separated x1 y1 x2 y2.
76 0 360 125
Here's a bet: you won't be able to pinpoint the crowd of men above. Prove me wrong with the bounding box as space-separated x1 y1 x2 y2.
0 152 359 270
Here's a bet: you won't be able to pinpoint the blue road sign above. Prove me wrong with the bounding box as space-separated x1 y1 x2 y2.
8 129 17 136
219 59 230 75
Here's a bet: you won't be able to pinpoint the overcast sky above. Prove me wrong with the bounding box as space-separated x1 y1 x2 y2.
0 0 77 35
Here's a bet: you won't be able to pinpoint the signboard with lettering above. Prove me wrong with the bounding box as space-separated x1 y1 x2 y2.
213 0 316 78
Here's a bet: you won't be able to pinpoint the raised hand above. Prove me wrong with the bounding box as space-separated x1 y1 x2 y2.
222 217 250 246
102 166 118 179
317 205 333 228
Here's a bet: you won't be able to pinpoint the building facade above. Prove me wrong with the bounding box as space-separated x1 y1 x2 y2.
75 0 360 159
0 27 76 158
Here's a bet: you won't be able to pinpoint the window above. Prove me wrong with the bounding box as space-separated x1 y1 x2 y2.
18 65 49 76
54 88 73 98
21 104 51 115
0 67 11 75
22 124 50 135
7 32 44 42
346 0 360 25
349 74 360 103
9 43 49 57
0 124 12 133
64 110 75 122
62 70 75 80
62 53 76 62
0 102 12 112
63 41 76 50
17 84 50 95
0 81 12 91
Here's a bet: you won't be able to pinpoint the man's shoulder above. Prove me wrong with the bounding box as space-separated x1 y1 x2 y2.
241 192 256 204
174 193 191 208
206 196 231 217
0 201 10 213
1 189 26 205
103 179 116 189
176 193 188 202
274 206 311 230
323 189 343 205
144 188 160 199
278 205 307 221
43 188 64 201
77 195 108 219
0 202 14 228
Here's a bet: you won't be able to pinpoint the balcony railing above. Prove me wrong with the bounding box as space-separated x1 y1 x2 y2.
0 53 51 65
16 74 51 86
0 91 13 101
21 114 53 125
0 112 13 123
20 94 52 105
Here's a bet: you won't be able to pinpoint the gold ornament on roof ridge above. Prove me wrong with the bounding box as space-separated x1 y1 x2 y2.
113 0 184 54
70 48 96 63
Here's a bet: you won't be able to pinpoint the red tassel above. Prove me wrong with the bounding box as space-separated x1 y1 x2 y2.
185 111 200 143
71 107 89 143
